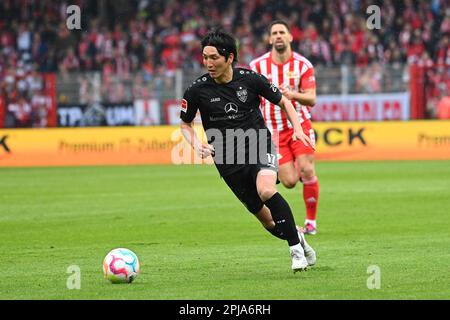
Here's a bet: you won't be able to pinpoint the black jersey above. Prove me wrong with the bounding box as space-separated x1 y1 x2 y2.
180 68 282 177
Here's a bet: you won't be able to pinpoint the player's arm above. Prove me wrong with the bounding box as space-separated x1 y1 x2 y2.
279 67 317 106
251 71 315 149
179 90 215 159
279 86 316 106
277 96 315 150
180 120 214 159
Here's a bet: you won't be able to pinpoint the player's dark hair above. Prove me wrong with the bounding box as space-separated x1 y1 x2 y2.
201 29 238 65
268 20 291 34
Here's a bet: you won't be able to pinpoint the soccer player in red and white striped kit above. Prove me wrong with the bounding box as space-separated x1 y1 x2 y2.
250 20 319 235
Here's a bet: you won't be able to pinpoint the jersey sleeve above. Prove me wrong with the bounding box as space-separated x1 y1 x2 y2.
180 86 199 123
249 72 282 105
249 60 259 73
300 67 316 90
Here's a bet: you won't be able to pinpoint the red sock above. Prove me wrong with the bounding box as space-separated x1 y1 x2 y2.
302 176 319 221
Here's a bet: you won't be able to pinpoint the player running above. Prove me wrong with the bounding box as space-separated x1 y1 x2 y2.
180 29 316 272
250 20 320 235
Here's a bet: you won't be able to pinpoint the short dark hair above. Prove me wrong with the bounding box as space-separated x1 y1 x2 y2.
268 20 291 34
201 29 238 64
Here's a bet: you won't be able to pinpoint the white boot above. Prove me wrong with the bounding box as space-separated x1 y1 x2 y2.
290 243 308 273
297 226 317 266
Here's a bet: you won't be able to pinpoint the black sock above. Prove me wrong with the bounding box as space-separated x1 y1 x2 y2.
265 225 286 240
264 192 300 246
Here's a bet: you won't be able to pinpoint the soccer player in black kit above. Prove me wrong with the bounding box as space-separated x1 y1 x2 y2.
180 30 316 272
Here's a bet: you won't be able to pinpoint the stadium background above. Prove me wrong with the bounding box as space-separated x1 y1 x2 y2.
0 0 449 166
1 0 450 301
1 0 449 128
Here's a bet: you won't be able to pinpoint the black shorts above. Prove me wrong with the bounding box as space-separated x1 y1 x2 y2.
222 164 277 215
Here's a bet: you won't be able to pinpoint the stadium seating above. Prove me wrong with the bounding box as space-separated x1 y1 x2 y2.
0 0 449 125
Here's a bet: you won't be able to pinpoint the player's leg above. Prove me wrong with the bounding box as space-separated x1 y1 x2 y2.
291 123 319 235
278 161 299 189
255 205 285 239
221 168 282 238
253 170 316 266
274 128 299 189
255 205 274 228
255 205 316 266
253 129 292 237
222 167 308 271
297 153 319 235
255 168 308 272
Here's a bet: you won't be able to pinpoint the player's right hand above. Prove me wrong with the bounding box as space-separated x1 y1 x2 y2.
293 130 316 151
279 84 295 100
195 143 215 158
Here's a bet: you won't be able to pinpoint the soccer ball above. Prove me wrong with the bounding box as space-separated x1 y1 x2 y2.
103 248 140 284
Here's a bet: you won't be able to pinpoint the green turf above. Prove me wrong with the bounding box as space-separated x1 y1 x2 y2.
1 161 450 300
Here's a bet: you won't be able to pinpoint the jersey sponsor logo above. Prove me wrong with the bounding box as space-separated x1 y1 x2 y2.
210 97 221 102
224 102 239 114
181 99 188 113
236 87 248 103
286 71 300 79
209 113 244 122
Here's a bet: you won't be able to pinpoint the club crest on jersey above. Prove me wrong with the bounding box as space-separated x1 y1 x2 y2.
236 87 248 103
181 99 188 113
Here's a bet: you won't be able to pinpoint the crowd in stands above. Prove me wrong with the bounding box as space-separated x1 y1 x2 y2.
1 0 449 123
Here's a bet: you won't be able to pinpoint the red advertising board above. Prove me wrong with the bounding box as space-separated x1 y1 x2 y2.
311 93 410 121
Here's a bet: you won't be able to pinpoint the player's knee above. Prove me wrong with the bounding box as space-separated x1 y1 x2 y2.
258 187 277 202
281 178 297 189
300 164 315 179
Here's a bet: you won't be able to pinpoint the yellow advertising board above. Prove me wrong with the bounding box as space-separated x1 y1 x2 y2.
0 121 449 167
0 126 204 167
313 121 450 161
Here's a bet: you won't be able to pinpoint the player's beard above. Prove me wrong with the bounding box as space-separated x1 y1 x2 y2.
274 42 287 54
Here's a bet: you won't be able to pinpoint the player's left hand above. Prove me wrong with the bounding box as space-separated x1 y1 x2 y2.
279 84 295 100
293 130 315 150
195 143 215 159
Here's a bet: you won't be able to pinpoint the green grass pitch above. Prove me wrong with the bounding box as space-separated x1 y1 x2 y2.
1 160 450 299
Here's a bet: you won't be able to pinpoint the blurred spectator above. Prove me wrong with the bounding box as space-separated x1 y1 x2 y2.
31 88 51 127
1 0 449 76
8 96 32 127
60 47 80 73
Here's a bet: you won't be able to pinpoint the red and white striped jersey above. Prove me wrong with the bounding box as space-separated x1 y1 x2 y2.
249 52 316 132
